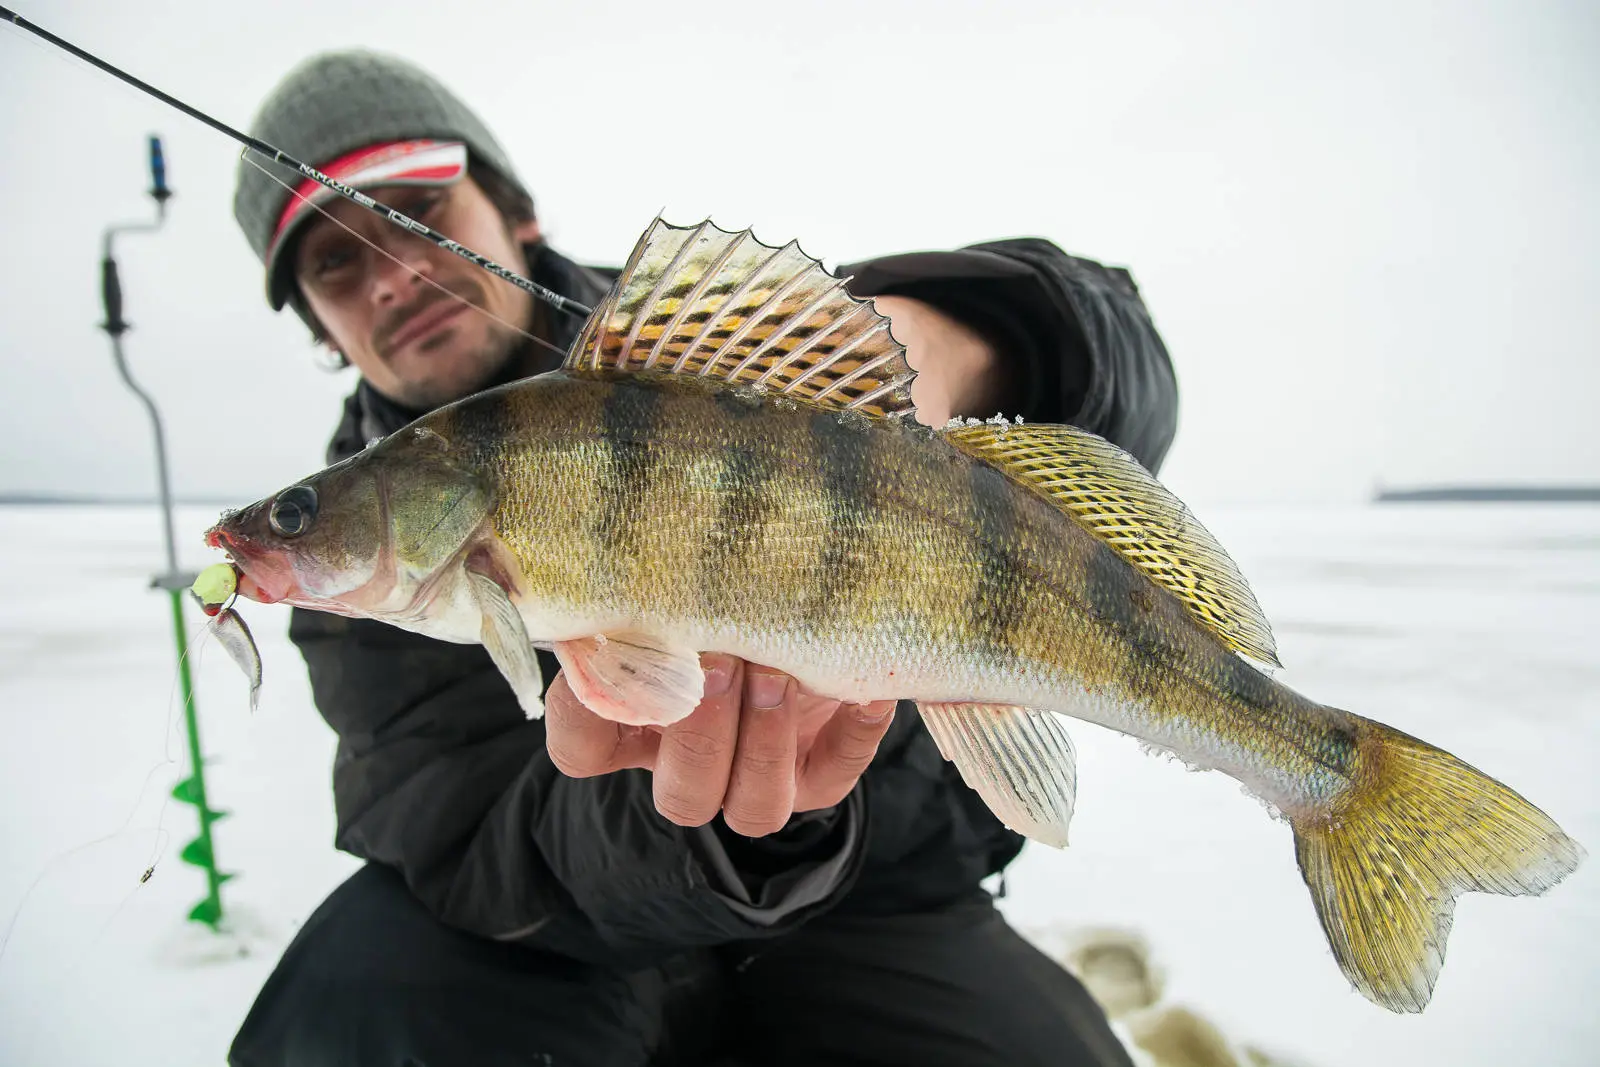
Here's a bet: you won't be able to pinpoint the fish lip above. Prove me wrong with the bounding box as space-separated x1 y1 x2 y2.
206 525 252 563
235 569 286 605
383 299 470 353
204 527 294 605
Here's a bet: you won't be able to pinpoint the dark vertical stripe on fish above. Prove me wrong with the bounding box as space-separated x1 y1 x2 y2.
700 439 776 615
1084 539 1139 637
1217 650 1281 718
595 380 664 558
1216 653 1358 776
1312 717 1361 777
805 411 870 628
968 461 1025 656
1084 540 1167 702
449 388 518 470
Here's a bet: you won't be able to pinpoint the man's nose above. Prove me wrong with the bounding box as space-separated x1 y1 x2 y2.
368 231 437 304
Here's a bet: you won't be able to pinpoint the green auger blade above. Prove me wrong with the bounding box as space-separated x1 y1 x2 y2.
180 836 212 868
188 897 222 927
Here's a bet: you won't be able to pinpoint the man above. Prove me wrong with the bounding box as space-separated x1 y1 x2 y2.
227 50 1177 1067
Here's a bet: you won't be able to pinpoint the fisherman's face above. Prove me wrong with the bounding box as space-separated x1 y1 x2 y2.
291 177 543 411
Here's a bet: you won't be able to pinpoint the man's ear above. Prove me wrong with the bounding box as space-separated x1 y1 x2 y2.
315 339 350 371
512 217 542 245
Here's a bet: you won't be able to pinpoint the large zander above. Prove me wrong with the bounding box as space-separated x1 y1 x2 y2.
206 219 1583 1014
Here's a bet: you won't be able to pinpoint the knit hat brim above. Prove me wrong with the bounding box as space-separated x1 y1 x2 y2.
263 139 468 308
232 50 530 312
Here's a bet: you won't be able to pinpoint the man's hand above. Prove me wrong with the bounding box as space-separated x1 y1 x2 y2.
870 294 1013 427
544 654 897 836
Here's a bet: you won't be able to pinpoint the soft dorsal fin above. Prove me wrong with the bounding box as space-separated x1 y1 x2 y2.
566 218 917 419
945 421 1281 667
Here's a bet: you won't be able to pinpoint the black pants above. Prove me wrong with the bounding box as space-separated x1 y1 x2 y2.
229 863 1132 1067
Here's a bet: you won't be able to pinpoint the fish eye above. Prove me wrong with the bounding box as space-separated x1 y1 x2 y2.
269 485 319 538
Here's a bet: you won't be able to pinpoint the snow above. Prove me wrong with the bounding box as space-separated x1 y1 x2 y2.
1 502 1596 1065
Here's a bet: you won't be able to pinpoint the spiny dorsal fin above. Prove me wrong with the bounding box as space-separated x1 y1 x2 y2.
945 421 1281 667
567 218 917 419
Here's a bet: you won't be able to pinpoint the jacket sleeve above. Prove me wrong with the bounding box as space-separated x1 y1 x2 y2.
842 237 1179 473
290 608 864 968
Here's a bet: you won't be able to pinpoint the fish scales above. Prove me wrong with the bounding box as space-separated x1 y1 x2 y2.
435 371 1354 814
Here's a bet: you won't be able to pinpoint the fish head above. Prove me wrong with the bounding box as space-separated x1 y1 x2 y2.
204 425 493 619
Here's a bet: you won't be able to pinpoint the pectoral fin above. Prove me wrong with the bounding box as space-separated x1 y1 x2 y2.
466 570 546 720
553 632 704 726
919 702 1077 848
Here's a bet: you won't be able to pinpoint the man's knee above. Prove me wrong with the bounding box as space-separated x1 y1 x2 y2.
729 892 1135 1067
228 864 653 1067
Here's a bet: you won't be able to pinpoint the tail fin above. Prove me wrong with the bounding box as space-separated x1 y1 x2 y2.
1292 716 1584 1012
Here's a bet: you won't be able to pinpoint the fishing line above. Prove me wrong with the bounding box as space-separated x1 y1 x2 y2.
248 157 572 363
0 773 177 963
2 3 584 974
0 602 239 1050
4 813 175 1065
4 6 554 1001
0 608 222 972
0 4 594 321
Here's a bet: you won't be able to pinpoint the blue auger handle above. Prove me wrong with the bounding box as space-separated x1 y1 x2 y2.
148 135 170 202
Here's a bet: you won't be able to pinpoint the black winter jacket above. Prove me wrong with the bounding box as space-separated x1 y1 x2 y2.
289 235 1179 968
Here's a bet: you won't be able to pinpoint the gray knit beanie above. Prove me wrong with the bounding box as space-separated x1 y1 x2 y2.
232 50 530 309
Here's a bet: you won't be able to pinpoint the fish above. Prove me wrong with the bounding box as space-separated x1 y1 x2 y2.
190 562 262 712
204 217 1583 1013
207 603 262 713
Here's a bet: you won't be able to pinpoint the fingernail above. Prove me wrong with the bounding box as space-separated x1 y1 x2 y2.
855 702 895 724
702 655 736 697
747 671 789 710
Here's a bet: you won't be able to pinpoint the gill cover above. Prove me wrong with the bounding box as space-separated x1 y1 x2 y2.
381 425 495 588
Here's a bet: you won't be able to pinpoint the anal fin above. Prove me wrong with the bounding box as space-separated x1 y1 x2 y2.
554 632 704 726
919 702 1077 848
466 570 546 720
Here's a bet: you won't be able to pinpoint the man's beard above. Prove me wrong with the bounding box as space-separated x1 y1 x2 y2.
476 316 566 393
399 301 559 412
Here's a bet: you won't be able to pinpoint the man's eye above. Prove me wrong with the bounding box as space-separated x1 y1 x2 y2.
311 244 357 277
408 191 445 219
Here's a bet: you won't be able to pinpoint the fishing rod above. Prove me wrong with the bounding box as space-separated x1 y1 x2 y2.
0 4 594 320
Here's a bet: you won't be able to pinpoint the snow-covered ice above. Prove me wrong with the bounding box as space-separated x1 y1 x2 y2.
0 502 1595 1066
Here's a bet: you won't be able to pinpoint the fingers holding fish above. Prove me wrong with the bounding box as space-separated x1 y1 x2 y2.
544 672 659 779
650 655 746 828
545 651 876 838
720 667 800 837
793 700 897 814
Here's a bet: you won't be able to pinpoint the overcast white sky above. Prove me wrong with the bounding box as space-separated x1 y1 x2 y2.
1 0 1596 514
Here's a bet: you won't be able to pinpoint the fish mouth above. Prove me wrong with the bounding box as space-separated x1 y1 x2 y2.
205 525 296 605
